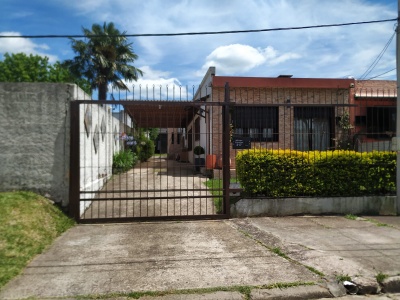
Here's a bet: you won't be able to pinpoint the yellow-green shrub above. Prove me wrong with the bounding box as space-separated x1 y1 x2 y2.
236 149 396 197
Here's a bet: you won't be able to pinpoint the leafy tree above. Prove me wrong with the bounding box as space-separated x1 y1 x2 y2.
0 53 51 82
0 52 91 94
65 22 143 100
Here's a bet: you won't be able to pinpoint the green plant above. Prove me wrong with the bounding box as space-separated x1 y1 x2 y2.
336 274 352 282
345 214 358 220
0 191 75 289
204 179 223 213
112 150 137 174
136 139 155 162
305 265 325 277
271 247 289 259
376 272 389 283
194 145 205 156
236 149 396 198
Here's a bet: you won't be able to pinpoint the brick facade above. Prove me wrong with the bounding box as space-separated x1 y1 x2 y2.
207 78 354 167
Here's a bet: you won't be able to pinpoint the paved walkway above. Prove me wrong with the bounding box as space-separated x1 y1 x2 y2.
1 216 400 299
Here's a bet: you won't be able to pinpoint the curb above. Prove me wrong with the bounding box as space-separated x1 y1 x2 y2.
250 285 332 299
381 276 400 293
326 275 400 297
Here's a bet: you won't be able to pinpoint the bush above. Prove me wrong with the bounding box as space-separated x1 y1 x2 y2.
194 145 205 156
237 149 315 197
136 139 155 162
112 150 137 174
236 149 396 197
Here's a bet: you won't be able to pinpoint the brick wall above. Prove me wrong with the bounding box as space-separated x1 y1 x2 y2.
209 86 351 168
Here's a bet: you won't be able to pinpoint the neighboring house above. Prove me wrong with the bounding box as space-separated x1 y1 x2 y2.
351 80 397 152
112 110 134 135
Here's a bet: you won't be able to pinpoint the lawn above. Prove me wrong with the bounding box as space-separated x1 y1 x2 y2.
0 191 75 290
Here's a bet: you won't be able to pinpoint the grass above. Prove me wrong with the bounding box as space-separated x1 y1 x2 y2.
344 214 358 220
305 265 325 277
204 178 224 213
364 218 389 227
376 272 389 283
336 274 352 282
0 191 75 290
271 247 290 259
345 214 390 227
204 178 239 213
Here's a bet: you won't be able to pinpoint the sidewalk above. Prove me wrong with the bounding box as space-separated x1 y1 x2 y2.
1 216 399 299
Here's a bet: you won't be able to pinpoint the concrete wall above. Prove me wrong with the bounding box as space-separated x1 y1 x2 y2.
79 103 122 213
231 196 397 217
0 83 85 206
0 83 124 212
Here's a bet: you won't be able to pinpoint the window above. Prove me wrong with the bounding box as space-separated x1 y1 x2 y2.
355 116 367 126
366 107 396 138
171 132 174 144
232 106 278 142
294 107 333 151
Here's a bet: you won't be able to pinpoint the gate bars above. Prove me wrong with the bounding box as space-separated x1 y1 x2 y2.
69 98 232 223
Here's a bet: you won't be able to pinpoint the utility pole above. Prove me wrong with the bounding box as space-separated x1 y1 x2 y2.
397 0 400 214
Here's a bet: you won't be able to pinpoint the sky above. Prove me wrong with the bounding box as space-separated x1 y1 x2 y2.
0 0 397 98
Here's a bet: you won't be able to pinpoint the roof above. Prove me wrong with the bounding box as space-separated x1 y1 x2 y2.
212 76 355 89
355 80 397 98
123 101 197 128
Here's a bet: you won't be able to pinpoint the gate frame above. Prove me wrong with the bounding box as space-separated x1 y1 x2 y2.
69 96 232 223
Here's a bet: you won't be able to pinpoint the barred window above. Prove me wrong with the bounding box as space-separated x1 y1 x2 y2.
232 106 278 142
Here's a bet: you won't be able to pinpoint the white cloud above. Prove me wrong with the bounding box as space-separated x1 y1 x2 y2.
0 32 58 62
5 0 396 81
198 44 301 75
110 66 190 100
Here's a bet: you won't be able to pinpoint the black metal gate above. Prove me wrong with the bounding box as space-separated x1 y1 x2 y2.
69 96 231 223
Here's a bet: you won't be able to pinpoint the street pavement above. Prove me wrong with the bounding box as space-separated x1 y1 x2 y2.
0 216 399 300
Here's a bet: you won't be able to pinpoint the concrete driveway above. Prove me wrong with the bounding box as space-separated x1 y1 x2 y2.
82 156 217 220
1 216 400 299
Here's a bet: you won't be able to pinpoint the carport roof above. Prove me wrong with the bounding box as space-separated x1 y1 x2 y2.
123 101 198 128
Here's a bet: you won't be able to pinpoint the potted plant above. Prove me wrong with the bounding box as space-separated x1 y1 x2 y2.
193 145 205 172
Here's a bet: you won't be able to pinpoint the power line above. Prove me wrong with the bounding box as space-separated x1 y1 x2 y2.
366 68 396 80
0 18 396 39
359 31 396 80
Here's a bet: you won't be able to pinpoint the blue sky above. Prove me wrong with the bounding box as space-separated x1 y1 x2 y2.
0 0 397 92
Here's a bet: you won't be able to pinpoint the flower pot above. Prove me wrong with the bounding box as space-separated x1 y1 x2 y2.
216 155 231 169
206 154 217 170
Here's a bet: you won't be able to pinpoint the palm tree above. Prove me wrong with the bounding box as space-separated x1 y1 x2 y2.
65 22 143 100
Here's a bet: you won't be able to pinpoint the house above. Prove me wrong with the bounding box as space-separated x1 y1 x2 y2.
166 67 396 171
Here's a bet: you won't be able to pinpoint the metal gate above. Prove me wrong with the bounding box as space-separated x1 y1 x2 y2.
69 94 231 223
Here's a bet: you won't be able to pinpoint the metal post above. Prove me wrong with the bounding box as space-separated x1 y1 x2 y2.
223 83 231 217
397 0 400 215
69 101 80 221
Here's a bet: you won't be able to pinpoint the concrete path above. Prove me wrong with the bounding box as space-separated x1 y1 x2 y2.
1 216 400 299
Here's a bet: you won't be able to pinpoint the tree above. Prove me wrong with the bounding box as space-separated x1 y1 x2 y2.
0 52 91 94
0 52 52 82
65 22 143 100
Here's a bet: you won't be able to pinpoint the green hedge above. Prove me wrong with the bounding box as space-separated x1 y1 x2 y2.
236 149 396 197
